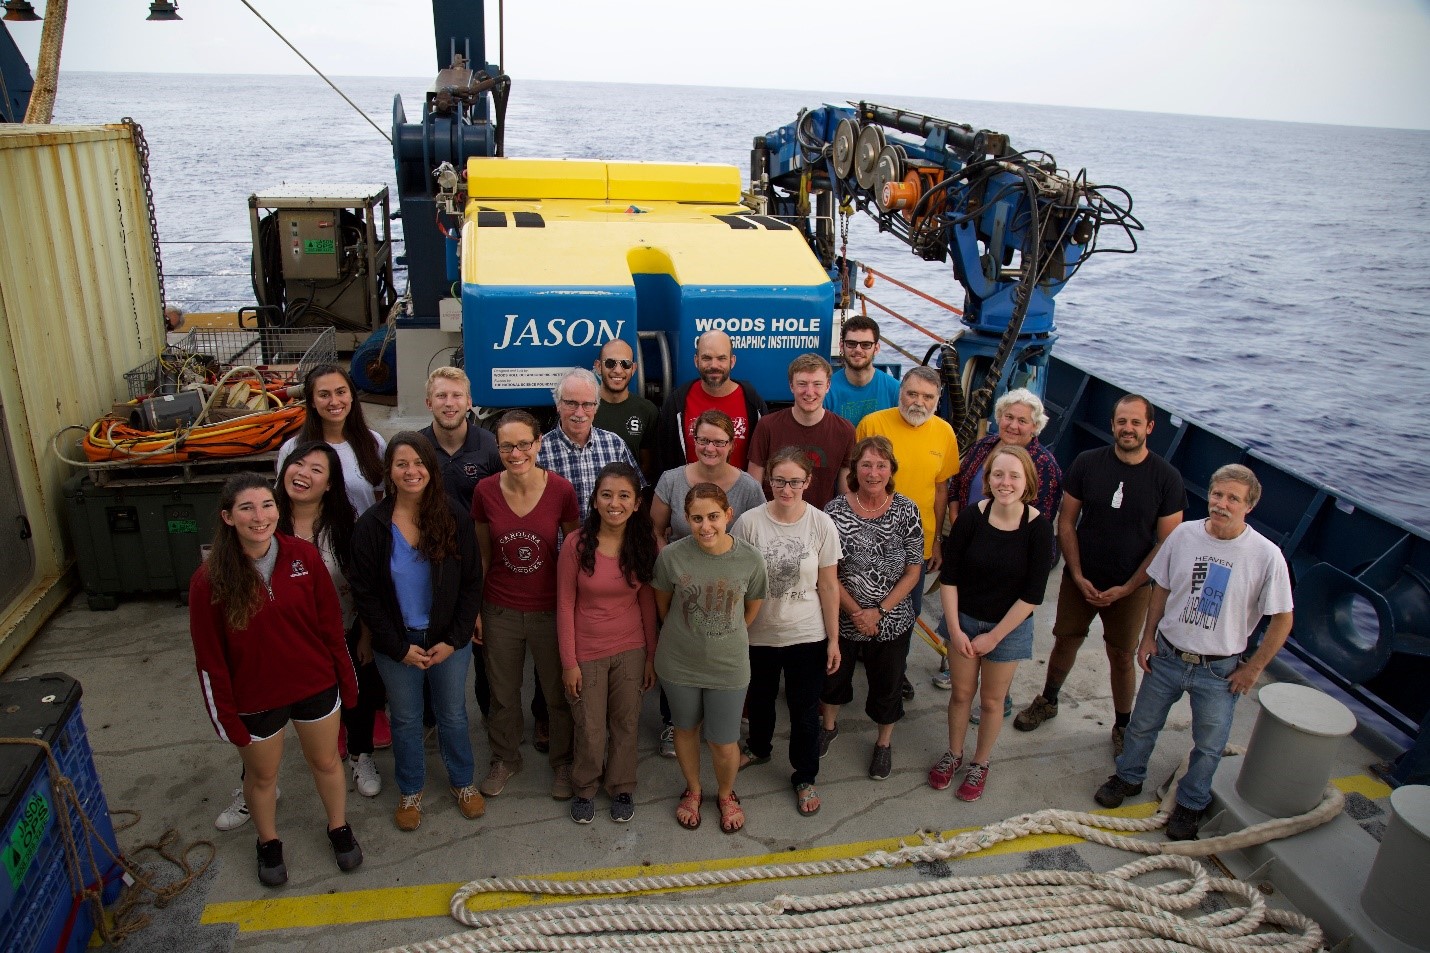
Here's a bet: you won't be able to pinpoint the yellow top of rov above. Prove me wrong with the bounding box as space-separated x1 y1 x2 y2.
460 157 831 287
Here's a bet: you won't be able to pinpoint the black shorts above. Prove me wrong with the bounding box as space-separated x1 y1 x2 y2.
240 684 339 742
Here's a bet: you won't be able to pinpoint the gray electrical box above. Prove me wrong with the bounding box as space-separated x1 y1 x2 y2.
249 185 397 348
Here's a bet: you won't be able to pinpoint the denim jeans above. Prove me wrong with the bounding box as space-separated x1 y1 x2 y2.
1114 636 1241 811
374 633 475 796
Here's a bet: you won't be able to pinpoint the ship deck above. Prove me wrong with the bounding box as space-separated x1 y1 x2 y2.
7 569 1394 953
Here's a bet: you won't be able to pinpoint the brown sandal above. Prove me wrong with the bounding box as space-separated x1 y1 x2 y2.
718 791 745 834
795 782 821 816
676 789 702 830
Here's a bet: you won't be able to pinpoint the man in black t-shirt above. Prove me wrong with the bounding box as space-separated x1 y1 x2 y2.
1013 394 1185 756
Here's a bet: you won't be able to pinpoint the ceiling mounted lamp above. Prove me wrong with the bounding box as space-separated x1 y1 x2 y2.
146 0 181 21
2 1 41 22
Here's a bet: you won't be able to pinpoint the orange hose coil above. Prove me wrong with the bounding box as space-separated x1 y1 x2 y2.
82 403 305 465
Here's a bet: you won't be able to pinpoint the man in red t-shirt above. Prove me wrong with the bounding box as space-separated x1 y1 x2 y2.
748 353 855 510
652 330 768 473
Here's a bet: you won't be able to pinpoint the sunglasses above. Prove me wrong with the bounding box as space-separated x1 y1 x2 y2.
602 359 634 370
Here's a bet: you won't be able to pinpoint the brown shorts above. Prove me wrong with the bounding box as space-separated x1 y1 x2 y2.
1051 570 1151 652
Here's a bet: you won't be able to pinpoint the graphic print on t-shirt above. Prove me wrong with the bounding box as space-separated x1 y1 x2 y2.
1179 558 1231 630
677 572 741 639
763 535 808 601
498 530 545 575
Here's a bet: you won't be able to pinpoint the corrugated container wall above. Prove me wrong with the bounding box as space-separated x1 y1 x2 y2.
0 124 163 669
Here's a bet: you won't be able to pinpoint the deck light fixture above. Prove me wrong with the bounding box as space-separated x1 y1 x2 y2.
146 0 181 20
2 1 41 22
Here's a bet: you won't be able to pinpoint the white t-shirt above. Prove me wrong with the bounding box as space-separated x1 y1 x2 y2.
277 430 387 516
1148 519 1293 656
734 504 842 648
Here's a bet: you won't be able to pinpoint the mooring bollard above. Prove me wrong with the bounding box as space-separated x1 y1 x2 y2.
1235 683 1356 817
1359 785 1430 948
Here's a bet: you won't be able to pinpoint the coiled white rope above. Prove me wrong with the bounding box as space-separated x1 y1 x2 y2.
376 780 1341 952
382 854 1320 952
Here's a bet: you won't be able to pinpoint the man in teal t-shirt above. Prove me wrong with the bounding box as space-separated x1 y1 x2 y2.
825 315 901 427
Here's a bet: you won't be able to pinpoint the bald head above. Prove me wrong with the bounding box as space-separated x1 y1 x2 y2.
596 338 637 398
694 331 736 395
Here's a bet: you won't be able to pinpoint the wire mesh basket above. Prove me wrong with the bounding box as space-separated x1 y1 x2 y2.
124 326 337 399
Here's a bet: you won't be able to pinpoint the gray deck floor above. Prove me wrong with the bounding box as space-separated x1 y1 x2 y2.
5 569 1393 952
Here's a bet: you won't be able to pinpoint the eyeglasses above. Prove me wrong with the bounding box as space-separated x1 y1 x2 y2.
558 399 598 412
769 477 808 489
843 339 877 350
693 436 731 448
601 358 634 370
497 439 537 455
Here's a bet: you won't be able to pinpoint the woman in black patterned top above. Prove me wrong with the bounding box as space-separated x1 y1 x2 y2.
818 436 925 781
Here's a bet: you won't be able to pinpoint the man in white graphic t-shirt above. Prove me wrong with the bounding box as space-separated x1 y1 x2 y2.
1091 464 1293 841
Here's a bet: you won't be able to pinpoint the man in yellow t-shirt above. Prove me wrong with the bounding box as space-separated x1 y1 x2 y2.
854 365 960 572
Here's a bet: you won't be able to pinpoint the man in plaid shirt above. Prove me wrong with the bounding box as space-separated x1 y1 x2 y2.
538 367 643 520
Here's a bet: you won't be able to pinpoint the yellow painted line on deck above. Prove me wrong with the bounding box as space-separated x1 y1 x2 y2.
201 772 1384 933
1333 774 1391 800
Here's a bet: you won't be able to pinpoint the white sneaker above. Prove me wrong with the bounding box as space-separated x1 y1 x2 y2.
214 785 280 831
351 753 382 797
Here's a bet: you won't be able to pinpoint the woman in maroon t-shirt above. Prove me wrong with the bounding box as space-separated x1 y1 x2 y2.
471 410 580 800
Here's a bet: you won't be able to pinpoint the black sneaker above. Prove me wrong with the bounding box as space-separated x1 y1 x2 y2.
327 824 364 872
869 744 893 780
609 793 635 823
256 838 287 887
1166 803 1204 841
1094 774 1144 808
570 796 596 824
817 723 839 759
900 676 915 701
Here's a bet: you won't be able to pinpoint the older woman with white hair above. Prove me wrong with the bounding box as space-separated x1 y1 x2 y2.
934 387 1063 697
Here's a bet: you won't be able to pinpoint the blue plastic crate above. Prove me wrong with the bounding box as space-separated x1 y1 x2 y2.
0 675 123 953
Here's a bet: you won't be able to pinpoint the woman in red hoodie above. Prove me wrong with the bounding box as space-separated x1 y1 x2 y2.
189 473 360 887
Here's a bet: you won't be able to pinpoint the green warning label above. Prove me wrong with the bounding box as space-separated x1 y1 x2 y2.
167 518 199 534
3 791 51 888
303 239 336 255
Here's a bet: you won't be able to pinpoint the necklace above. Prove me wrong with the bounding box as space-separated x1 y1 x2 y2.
851 491 890 515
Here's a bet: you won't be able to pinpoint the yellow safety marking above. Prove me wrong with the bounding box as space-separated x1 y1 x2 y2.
200 774 1376 933
1333 774 1391 800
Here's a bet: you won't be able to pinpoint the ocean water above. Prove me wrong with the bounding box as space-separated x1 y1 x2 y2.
50 72 1430 531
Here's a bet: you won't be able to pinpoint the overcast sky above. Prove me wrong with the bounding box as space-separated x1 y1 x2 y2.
9 0 1430 129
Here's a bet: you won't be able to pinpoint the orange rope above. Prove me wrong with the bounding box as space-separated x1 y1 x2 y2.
862 265 965 317
859 293 946 345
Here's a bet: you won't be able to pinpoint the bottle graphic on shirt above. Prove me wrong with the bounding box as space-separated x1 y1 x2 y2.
1111 481 1124 509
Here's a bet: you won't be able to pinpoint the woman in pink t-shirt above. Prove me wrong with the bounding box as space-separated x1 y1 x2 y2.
556 462 659 824
471 410 579 801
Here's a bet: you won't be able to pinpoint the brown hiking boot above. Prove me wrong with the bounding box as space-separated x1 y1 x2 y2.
1013 695 1059 732
394 791 423 831
451 784 486 819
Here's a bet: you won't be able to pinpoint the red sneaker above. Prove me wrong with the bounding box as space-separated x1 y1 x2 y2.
927 751 962 791
373 710 393 750
955 762 989 801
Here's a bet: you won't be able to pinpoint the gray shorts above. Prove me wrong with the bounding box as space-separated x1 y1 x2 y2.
659 680 746 745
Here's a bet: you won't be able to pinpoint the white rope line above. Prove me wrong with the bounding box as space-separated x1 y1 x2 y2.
372 780 1341 953
438 784 1342 912
381 855 1321 953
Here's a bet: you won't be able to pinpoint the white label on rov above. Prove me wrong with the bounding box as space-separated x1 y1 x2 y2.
491 367 570 390
492 315 625 350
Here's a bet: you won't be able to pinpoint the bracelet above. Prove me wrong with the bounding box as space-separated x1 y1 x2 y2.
876 605 887 617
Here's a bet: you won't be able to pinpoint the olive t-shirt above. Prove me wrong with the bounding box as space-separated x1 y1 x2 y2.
652 536 768 690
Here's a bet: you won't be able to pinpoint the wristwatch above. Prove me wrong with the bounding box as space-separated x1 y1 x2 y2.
876 605 887 618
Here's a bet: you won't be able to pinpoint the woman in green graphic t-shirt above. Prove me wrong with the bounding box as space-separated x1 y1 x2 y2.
653 483 767 835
